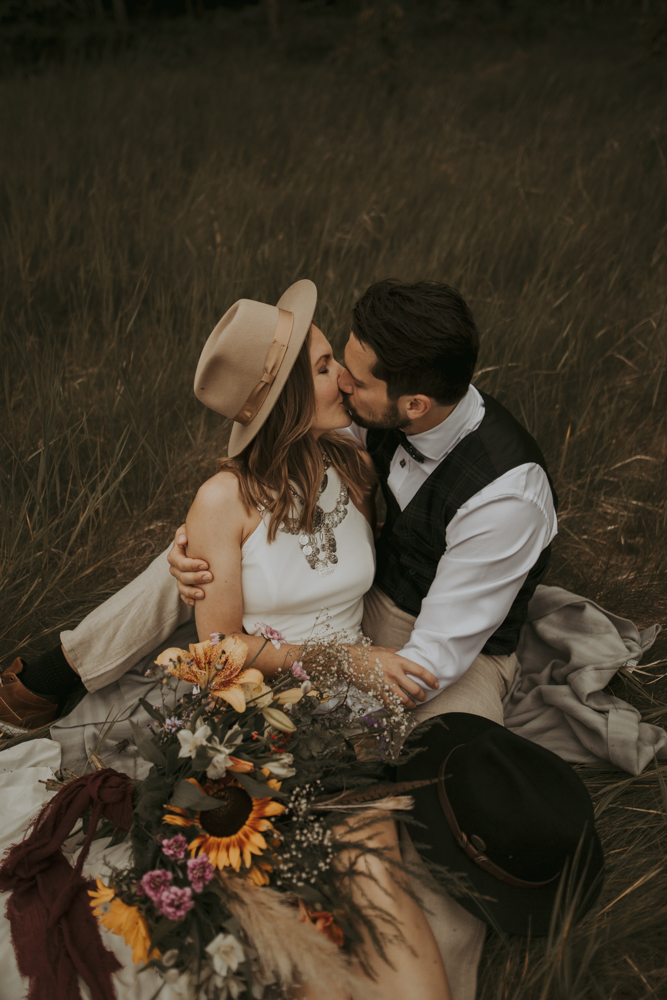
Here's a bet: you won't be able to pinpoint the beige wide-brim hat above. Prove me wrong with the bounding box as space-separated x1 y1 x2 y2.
194 279 317 458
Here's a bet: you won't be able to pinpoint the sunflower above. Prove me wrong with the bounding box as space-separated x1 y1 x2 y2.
88 878 159 965
155 635 263 713
164 777 284 873
246 858 274 886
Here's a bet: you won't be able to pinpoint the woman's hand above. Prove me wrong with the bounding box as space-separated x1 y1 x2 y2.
353 646 439 710
167 524 214 606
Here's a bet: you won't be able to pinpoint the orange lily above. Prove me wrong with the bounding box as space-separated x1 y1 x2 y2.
155 635 263 713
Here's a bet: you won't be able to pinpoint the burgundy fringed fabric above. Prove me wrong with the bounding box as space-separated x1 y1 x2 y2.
0 768 134 1000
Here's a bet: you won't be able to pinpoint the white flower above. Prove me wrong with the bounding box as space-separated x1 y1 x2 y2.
161 969 195 1000
177 724 212 758
265 752 296 778
205 933 245 978
223 976 245 1000
254 622 288 649
206 749 232 779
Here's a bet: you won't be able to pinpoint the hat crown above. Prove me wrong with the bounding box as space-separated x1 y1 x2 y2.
194 298 282 420
444 730 594 883
192 279 317 457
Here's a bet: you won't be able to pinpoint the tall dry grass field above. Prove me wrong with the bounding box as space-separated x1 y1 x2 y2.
1 28 667 998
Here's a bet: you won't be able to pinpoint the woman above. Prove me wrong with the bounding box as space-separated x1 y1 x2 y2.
183 279 450 1000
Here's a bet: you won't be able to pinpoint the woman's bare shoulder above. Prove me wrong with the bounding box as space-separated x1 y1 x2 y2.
190 471 247 518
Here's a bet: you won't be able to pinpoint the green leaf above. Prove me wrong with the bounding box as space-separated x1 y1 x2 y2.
139 698 165 723
170 779 220 812
192 745 212 770
149 917 180 950
135 787 169 820
235 770 287 800
129 720 167 769
164 742 182 771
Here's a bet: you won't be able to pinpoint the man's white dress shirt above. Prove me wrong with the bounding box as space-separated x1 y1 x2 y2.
347 386 558 701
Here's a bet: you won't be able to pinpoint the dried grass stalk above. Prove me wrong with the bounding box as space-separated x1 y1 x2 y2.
220 872 381 1000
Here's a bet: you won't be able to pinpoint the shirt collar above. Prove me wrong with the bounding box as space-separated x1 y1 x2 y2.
404 385 484 463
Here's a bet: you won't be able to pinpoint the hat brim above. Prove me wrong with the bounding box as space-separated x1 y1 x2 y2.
227 279 317 458
398 713 604 937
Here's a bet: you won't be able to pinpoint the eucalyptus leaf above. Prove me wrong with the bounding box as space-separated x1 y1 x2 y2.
129 720 167 769
170 779 221 812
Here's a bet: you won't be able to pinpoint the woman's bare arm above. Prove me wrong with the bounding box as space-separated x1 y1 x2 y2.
185 472 301 677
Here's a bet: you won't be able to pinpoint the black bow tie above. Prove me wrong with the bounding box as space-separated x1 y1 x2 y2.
394 428 426 463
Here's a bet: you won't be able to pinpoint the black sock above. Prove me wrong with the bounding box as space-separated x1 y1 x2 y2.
20 645 82 710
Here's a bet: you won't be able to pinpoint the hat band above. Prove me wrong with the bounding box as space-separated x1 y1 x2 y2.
437 753 559 890
234 308 295 426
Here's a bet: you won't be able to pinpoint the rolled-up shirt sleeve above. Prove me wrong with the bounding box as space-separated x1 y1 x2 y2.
397 464 557 700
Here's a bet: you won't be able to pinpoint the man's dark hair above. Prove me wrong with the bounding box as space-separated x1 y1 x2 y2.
351 279 480 405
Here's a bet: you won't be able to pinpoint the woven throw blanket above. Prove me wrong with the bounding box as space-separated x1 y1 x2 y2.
504 585 663 775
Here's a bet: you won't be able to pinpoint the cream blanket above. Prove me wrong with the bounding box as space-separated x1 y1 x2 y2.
504 585 663 775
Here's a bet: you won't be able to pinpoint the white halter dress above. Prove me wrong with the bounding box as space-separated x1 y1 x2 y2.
241 467 375 644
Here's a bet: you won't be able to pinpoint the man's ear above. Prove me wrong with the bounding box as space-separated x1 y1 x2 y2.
405 395 433 421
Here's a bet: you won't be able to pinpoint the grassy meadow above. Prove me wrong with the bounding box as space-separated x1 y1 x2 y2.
1 18 667 999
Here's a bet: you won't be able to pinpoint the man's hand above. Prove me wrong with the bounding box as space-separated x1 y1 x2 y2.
366 647 439 710
168 525 213 606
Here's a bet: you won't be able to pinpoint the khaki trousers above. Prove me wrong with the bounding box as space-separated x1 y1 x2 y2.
61 547 193 692
63 562 517 1000
362 584 518 1000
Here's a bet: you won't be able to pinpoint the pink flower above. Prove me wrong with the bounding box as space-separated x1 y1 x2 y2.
254 623 288 649
141 869 173 902
161 834 188 860
209 632 226 645
156 885 194 921
290 661 309 681
187 854 215 893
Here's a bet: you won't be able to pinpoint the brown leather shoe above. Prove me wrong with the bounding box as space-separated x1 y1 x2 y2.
0 658 58 737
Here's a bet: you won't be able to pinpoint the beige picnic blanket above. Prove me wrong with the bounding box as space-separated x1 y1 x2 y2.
51 585 664 779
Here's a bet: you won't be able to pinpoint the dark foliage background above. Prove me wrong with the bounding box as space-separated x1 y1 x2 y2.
1 3 667 997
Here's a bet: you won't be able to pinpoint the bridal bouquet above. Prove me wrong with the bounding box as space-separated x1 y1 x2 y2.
87 625 410 1000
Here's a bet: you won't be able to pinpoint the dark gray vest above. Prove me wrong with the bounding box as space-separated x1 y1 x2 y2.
366 391 558 655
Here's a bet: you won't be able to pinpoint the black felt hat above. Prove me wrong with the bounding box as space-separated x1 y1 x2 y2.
398 713 604 937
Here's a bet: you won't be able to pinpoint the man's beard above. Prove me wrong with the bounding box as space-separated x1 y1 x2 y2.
342 395 410 431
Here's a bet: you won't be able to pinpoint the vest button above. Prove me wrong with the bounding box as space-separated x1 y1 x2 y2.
400 459 406 468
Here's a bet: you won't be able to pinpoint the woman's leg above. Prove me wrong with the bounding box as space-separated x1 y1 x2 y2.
299 812 451 1000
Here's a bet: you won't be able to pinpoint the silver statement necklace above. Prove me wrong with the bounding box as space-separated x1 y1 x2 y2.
280 454 349 576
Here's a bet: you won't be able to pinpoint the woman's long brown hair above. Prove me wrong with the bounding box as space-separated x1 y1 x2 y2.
218 330 374 541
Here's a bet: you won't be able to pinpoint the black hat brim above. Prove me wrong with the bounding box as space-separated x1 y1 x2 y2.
398 713 604 937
